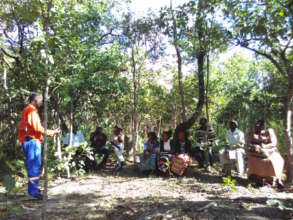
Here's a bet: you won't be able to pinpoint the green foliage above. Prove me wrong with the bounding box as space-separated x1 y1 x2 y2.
222 176 236 191
3 175 16 194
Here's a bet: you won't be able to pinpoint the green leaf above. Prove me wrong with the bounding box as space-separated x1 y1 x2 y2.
3 175 16 194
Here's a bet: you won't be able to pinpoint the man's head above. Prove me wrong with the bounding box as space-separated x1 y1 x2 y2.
29 93 43 109
200 117 207 128
147 132 157 142
255 119 265 133
114 126 122 135
95 127 103 133
178 130 186 143
162 130 172 142
229 120 238 132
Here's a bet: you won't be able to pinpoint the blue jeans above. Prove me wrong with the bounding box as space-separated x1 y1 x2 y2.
23 139 42 197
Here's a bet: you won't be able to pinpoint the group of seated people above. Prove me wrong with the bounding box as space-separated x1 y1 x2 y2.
63 118 285 188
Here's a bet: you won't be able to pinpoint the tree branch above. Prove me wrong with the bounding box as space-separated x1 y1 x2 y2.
241 45 285 75
0 48 18 60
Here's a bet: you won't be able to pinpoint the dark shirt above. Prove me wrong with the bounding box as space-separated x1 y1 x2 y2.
195 125 215 145
173 139 191 154
160 139 174 153
90 131 107 151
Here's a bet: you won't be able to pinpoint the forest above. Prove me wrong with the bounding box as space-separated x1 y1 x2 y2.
0 0 293 219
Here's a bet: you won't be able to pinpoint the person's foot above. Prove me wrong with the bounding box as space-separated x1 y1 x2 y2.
277 180 285 189
115 163 123 172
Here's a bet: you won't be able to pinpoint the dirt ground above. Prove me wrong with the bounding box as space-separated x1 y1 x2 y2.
2 163 293 220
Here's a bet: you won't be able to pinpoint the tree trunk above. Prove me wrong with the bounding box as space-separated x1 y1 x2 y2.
41 2 52 218
157 116 162 138
131 45 139 164
284 77 293 184
173 0 205 138
205 53 210 123
69 99 73 147
173 51 205 138
170 0 186 122
53 92 62 160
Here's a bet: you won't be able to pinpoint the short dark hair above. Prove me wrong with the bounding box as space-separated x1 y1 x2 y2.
29 92 42 103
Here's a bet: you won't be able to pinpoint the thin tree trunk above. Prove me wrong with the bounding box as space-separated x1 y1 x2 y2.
170 0 185 122
131 45 138 164
69 100 73 147
41 1 52 218
284 78 293 184
174 0 205 138
157 116 162 138
205 53 210 123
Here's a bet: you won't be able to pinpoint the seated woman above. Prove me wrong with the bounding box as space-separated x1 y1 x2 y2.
158 130 173 174
139 132 159 172
171 130 192 176
247 119 284 187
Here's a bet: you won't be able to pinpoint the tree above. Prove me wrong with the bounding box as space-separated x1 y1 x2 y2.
40 0 53 218
224 0 293 184
170 0 228 139
120 12 162 162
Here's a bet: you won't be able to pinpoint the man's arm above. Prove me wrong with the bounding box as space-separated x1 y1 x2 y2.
28 111 58 137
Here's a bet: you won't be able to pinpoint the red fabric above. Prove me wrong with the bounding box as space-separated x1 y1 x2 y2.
18 104 44 144
171 154 190 176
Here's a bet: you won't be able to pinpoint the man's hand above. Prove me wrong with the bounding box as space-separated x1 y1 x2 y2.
47 128 60 137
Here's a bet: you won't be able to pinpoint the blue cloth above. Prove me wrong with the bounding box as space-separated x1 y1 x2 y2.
139 154 157 171
23 139 42 197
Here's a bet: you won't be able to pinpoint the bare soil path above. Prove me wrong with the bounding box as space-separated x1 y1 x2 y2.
3 164 293 220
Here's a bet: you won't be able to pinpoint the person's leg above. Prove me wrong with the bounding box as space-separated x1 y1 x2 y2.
219 149 229 174
203 149 210 169
100 148 109 167
193 147 205 168
209 148 214 166
25 140 42 198
113 145 125 170
236 149 245 176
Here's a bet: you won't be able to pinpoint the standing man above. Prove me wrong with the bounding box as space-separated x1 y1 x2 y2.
63 122 85 148
18 93 59 199
219 120 246 176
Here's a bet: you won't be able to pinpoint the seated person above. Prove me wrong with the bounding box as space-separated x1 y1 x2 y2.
171 130 192 176
160 130 173 153
139 132 159 172
63 123 86 176
193 117 215 170
247 119 284 187
111 126 125 171
219 120 245 176
90 127 109 169
158 130 173 174
63 123 86 148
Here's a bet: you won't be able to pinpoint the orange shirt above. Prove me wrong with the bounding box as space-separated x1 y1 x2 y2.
18 104 44 144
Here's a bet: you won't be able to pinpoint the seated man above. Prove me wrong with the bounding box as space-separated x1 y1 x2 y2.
139 132 159 172
63 123 86 148
247 119 284 188
63 123 86 176
193 117 215 170
171 130 192 176
219 120 245 176
111 126 125 171
158 130 173 174
90 127 109 169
